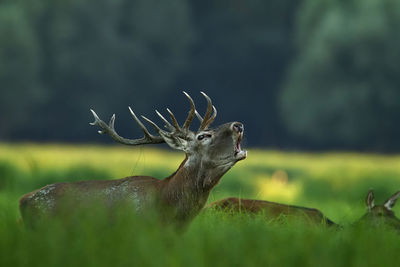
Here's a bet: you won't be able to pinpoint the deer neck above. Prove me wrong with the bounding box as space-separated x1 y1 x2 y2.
159 156 225 221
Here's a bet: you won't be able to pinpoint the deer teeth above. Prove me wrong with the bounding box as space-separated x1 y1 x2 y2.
234 135 242 155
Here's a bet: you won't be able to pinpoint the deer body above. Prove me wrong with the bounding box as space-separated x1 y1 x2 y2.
210 190 400 230
20 177 159 221
19 92 247 226
209 197 336 226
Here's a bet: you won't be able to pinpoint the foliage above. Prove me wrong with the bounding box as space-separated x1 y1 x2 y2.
0 0 194 141
0 2 42 137
2 1 400 150
280 0 400 150
0 0 300 149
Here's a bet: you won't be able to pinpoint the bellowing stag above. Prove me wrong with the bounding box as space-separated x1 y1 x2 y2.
19 92 247 226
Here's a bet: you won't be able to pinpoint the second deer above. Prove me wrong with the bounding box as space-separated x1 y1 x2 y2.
356 189 400 230
210 190 400 230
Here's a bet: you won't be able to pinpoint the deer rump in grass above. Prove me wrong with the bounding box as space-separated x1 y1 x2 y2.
209 197 337 227
19 92 247 226
210 190 400 230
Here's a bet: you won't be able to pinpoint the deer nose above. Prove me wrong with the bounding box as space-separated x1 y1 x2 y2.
232 122 244 133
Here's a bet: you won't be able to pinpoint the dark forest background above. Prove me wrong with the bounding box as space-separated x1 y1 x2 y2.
1 0 400 151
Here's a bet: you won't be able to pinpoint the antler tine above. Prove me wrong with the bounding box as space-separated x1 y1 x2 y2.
195 110 203 123
155 110 174 131
202 105 217 130
141 115 164 134
128 107 153 139
109 114 116 130
90 109 105 134
182 91 196 130
166 108 181 131
90 108 164 145
199 91 213 130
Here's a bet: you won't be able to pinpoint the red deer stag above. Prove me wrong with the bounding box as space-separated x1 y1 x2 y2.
19 92 247 226
209 197 337 226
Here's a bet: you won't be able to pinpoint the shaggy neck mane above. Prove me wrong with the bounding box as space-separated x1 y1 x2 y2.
158 156 224 221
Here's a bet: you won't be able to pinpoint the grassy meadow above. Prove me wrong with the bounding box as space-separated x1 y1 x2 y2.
1 143 400 266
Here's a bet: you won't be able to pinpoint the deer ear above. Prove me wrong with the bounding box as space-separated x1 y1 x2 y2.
366 189 375 211
384 191 400 210
159 133 188 151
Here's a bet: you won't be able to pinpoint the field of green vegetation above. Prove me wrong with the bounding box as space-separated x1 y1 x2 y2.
1 143 400 266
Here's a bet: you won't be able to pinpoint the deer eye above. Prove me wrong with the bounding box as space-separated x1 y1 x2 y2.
197 134 211 141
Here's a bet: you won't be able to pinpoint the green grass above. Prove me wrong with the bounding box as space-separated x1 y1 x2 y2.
1 143 400 266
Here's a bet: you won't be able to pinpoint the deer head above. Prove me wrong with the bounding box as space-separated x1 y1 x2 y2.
90 92 246 186
358 189 400 230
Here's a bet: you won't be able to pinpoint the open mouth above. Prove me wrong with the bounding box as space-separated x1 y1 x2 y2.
234 133 247 160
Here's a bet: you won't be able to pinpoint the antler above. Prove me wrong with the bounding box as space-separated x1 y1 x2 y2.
90 91 214 146
149 91 197 138
90 109 164 145
197 91 217 131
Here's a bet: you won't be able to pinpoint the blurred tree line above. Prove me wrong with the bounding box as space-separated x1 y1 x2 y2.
1 0 400 151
